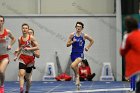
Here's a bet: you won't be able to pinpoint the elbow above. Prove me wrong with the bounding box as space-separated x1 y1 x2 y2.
13 38 16 43
37 53 40 58
119 48 126 56
92 39 94 44
120 50 124 56
90 39 94 45
34 51 40 58
14 38 16 42
36 47 39 50
36 55 40 58
66 44 70 47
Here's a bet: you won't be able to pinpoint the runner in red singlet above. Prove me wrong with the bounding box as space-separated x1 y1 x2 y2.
15 23 39 93
0 15 16 93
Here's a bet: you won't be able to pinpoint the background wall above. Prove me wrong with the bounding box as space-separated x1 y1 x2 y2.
41 0 115 14
0 0 38 14
0 0 122 81
0 0 115 14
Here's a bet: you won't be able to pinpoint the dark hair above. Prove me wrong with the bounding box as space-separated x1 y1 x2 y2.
29 28 34 35
22 23 29 29
125 16 138 33
82 59 89 66
0 15 5 22
75 21 84 28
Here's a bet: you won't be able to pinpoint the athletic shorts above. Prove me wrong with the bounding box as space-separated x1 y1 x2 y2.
19 62 33 73
0 54 9 61
71 52 84 62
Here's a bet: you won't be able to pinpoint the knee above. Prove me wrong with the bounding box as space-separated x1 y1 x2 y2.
71 63 75 69
18 72 25 77
76 58 82 62
26 78 31 82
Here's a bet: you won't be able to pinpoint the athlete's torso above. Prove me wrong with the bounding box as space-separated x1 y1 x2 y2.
19 35 33 56
72 32 85 53
0 29 9 55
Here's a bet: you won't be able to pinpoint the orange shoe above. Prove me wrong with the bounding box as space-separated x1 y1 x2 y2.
0 86 4 93
20 87 24 93
0 88 1 93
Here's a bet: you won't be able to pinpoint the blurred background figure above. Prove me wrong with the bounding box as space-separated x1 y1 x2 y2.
120 16 140 93
79 59 95 81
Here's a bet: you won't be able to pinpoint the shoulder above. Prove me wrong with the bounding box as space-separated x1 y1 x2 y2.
4 29 14 37
30 35 35 40
83 33 88 37
127 31 140 40
127 32 134 39
4 29 11 34
83 33 89 39
18 36 22 40
70 32 75 36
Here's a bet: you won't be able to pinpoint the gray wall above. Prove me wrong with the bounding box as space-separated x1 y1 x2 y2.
0 0 114 14
4 16 117 81
0 0 38 14
41 0 115 14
